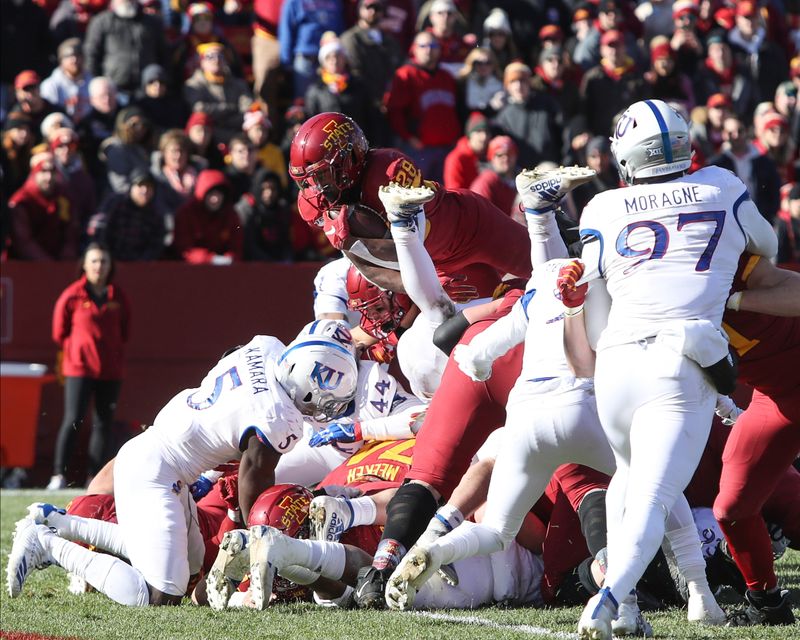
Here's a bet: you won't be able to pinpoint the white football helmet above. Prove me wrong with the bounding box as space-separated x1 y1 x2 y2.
611 99 691 185
297 319 356 357
275 335 358 421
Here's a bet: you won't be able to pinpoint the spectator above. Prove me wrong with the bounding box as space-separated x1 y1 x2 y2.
235 167 293 261
75 76 118 187
49 0 108 46
102 106 153 195
49 242 130 489
279 102 305 161
304 36 371 139
242 108 287 188
8 151 80 260
532 46 582 138
480 7 517 72
1 112 36 195
469 134 518 220
571 135 618 215
340 0 404 144
40 38 94 123
573 0 643 71
10 70 58 142
41 112 75 143
754 111 795 185
83 0 167 100
775 182 800 265
457 47 503 116
534 23 565 68
377 0 416 51
150 128 204 225
132 64 188 137
385 30 461 182
425 0 470 76
224 134 258 201
774 81 799 151
636 0 675 45
89 168 166 260
728 1 789 112
495 62 562 169
172 168 243 263
565 3 594 67
690 92 732 160
442 111 488 190
669 0 704 76
644 35 695 112
183 42 253 145
51 127 96 240
184 110 225 169
692 31 755 118
251 0 284 106
707 114 782 222
278 0 345 99
579 29 646 137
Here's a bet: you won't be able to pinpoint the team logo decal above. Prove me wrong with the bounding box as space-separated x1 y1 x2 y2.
310 361 345 390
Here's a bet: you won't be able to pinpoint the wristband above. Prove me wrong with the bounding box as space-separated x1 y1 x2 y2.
726 291 743 312
563 305 585 317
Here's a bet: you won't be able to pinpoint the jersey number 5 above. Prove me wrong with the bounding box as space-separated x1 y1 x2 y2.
186 367 242 410
616 210 725 272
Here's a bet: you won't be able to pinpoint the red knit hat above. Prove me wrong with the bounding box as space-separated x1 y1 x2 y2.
487 135 517 160
185 111 213 132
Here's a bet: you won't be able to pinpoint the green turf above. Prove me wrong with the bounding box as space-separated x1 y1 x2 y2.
1 490 797 639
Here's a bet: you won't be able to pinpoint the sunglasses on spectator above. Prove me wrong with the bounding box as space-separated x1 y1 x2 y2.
363 3 384 10
417 42 441 49
20 84 39 92
474 59 491 65
204 52 224 60
434 10 455 15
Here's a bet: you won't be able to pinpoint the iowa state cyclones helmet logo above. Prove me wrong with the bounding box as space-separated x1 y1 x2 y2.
310 361 345 390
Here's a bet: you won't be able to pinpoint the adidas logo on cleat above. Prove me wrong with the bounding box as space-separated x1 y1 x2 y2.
327 513 345 540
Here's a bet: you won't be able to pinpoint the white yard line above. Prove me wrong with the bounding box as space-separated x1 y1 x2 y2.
413 611 579 639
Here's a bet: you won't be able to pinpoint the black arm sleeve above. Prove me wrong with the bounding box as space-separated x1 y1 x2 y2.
432 311 471 355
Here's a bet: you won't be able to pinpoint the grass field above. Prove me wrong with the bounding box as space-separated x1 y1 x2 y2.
1 489 798 640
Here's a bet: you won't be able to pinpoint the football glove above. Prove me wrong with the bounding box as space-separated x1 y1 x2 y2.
453 343 493 381
309 422 363 448
556 259 588 314
440 274 479 304
189 475 215 501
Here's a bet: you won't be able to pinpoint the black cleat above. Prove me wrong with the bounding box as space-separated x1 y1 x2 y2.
726 589 795 626
354 566 392 610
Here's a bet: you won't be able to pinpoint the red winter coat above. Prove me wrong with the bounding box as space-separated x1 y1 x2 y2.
470 169 516 218
173 169 244 264
385 63 460 147
52 276 131 379
443 136 481 190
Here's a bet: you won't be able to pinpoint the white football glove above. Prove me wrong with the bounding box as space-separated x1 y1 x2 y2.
453 344 493 382
715 394 743 426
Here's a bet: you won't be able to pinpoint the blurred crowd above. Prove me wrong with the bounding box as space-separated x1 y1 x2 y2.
1 0 799 265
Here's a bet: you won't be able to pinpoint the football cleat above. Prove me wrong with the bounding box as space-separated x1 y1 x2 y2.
308 496 353 543
206 529 250 611
687 588 727 625
6 519 52 597
46 474 67 490
354 565 393 609
515 165 596 212
577 587 617 640
248 525 302 610
385 544 442 611
27 502 68 533
612 592 653 637
726 589 795 626
378 183 435 227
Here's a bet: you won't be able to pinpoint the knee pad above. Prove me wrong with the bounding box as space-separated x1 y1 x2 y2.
382 482 439 550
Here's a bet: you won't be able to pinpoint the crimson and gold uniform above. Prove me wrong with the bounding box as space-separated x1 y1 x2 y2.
713 253 800 591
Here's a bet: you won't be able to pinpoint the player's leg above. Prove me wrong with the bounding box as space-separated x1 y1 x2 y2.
27 502 128 558
713 389 800 625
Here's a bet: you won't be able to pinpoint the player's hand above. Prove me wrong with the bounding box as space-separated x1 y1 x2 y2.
714 395 743 426
189 475 215 501
453 344 493 381
365 340 395 364
441 274 479 304
308 422 363 448
557 260 588 311
322 204 351 250
218 474 240 511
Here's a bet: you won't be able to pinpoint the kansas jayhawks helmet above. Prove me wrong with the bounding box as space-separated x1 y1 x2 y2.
275 335 358 421
297 319 357 357
611 99 691 185
346 266 412 339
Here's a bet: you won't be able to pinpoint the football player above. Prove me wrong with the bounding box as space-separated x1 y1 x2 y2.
556 99 777 640
7 333 359 606
289 112 532 298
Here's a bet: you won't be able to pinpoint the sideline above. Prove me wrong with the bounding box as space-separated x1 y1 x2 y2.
413 610 579 639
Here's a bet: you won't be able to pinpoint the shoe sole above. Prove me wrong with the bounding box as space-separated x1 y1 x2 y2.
379 185 435 211
248 527 276 610
308 501 327 542
207 531 247 611
6 521 40 598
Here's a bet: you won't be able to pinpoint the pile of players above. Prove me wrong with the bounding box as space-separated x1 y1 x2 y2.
7 105 800 638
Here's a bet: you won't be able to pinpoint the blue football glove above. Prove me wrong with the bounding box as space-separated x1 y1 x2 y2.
189 475 215 501
309 422 362 448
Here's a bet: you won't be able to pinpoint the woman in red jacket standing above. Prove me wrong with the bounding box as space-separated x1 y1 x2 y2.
49 243 131 489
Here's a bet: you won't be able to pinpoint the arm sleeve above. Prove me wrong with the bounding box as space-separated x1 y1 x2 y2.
359 401 426 441
465 299 528 364
52 289 72 345
736 198 778 259
526 210 569 267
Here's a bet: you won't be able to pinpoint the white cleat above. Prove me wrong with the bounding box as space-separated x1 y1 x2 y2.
206 529 249 611
613 593 653 637
309 496 353 543
27 503 69 533
6 519 52 597
378 183 435 225
248 525 297 610
577 587 617 640
687 589 727 625
516 165 596 212
385 544 442 611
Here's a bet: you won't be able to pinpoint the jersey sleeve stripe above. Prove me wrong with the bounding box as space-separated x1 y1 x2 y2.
731 190 749 239
239 426 277 452
580 228 605 278
741 254 761 282
644 99 673 163
520 289 537 320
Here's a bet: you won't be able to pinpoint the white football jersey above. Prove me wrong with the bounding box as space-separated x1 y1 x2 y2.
579 166 777 349
148 335 304 482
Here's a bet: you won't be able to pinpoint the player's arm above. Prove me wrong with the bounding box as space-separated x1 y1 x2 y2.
728 257 800 317
736 199 778 259
433 298 505 354
558 260 596 377
238 432 281 524
526 210 570 267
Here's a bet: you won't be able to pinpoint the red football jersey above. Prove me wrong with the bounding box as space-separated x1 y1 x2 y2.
722 254 800 395
318 438 415 490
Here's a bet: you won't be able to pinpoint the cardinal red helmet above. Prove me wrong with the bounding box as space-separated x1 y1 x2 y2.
346 266 412 339
247 484 314 603
289 112 369 211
